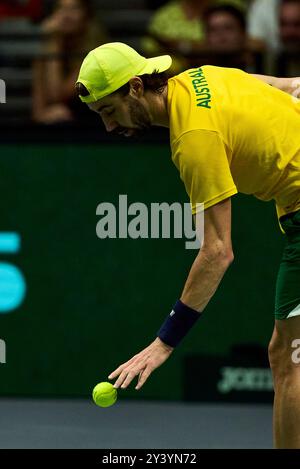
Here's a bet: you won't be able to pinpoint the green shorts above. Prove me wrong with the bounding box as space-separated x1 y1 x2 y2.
275 210 300 320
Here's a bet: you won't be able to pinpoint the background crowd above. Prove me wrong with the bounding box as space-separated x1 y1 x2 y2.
0 0 299 125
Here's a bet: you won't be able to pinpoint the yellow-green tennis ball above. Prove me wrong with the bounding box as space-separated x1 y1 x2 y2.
92 382 117 408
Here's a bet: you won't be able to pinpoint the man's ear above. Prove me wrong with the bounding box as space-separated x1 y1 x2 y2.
128 77 144 98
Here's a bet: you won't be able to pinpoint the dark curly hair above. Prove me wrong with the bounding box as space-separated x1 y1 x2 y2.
75 70 170 100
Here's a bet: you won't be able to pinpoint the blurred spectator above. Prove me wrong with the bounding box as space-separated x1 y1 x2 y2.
203 4 264 70
148 0 211 47
142 0 211 74
142 0 246 73
204 4 247 52
278 0 300 75
0 0 42 21
247 0 280 50
147 0 244 44
32 0 107 124
279 0 300 50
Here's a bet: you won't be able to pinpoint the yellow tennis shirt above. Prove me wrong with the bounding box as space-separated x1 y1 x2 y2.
167 66 300 224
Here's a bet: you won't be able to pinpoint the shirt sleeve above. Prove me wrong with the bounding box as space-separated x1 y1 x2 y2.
172 129 238 214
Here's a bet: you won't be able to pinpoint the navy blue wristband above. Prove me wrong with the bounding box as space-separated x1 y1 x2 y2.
157 300 201 348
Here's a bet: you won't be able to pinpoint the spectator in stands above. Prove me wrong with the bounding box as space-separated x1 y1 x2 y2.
142 0 246 73
279 0 300 50
247 0 280 50
203 3 264 70
32 0 107 124
148 0 246 45
147 0 246 45
142 0 208 74
0 0 42 21
204 4 247 52
278 0 300 75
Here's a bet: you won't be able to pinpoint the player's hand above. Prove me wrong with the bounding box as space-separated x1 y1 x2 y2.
275 77 300 100
108 337 174 390
291 78 300 101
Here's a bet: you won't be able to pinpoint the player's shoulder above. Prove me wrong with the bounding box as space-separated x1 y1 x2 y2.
171 65 246 82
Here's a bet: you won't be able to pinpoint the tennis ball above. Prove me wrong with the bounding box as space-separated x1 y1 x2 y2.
92 382 117 408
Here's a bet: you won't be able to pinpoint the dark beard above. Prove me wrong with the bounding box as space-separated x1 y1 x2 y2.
128 96 152 136
111 97 151 138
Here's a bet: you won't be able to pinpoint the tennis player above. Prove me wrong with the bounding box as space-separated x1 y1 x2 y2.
76 43 300 448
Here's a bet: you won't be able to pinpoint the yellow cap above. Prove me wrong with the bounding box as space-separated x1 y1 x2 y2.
76 42 172 103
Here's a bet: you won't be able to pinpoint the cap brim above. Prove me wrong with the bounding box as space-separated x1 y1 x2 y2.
140 54 172 75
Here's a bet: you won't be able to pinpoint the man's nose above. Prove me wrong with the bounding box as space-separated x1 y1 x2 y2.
103 118 118 133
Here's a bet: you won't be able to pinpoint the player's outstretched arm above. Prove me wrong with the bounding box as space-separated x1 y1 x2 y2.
180 198 233 311
251 74 300 99
108 198 233 390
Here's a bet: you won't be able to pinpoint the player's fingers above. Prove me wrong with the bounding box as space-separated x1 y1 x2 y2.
108 365 124 380
108 360 135 380
120 369 141 389
114 357 148 389
112 369 129 388
135 365 153 390
108 355 141 380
